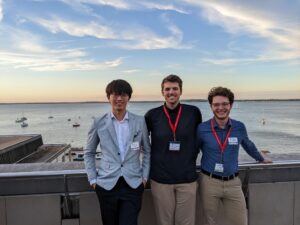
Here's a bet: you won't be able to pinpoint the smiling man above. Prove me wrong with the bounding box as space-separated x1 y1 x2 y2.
84 79 151 225
145 74 202 225
197 86 271 225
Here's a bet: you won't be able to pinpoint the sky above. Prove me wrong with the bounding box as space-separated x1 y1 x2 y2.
0 0 299 103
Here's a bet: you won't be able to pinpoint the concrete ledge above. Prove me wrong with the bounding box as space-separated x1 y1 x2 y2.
0 135 43 164
0 161 299 225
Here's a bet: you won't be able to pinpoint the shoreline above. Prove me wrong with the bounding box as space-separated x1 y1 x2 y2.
1 98 300 105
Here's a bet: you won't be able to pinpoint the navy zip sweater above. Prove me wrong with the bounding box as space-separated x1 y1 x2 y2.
145 103 202 184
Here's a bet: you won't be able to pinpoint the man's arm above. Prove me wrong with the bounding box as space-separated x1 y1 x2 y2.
84 118 100 188
240 123 272 163
141 117 151 186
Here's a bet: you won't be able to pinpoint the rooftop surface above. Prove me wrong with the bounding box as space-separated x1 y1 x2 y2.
17 144 70 163
0 135 34 151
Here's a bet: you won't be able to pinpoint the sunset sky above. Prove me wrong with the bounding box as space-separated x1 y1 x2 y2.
0 0 299 103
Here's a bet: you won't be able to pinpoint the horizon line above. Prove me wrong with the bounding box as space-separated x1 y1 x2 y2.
1 98 300 105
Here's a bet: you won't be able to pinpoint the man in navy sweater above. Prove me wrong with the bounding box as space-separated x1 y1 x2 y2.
145 75 202 225
197 86 271 225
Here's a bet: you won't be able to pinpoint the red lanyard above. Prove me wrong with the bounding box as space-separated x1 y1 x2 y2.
210 119 232 154
163 105 182 141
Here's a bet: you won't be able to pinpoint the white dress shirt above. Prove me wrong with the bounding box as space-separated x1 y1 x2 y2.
111 112 130 161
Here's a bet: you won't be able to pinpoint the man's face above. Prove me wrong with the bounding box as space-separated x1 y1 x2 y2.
211 96 232 121
162 82 182 105
108 93 129 112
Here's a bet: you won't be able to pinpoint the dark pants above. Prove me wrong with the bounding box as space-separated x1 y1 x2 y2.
95 177 144 225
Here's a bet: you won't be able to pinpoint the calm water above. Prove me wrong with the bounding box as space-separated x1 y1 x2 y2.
0 101 299 154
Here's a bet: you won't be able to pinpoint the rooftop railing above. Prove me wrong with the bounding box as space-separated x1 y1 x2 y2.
0 161 300 225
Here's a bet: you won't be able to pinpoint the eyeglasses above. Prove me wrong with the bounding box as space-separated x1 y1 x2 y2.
211 102 230 108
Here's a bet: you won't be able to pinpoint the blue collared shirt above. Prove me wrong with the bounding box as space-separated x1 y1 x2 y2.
197 118 264 176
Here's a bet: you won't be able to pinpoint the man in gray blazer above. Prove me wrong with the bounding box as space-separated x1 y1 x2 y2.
84 79 151 225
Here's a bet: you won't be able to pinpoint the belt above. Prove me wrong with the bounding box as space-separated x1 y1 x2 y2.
201 169 239 181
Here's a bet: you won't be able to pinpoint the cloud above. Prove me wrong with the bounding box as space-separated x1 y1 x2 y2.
31 16 190 50
202 50 300 65
0 27 122 71
139 2 189 14
60 0 132 11
0 0 3 21
121 69 140 73
115 24 190 50
61 0 188 13
76 0 131 10
0 50 122 71
184 0 300 64
33 17 116 39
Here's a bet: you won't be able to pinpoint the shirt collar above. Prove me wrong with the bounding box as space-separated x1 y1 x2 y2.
212 117 232 129
164 102 181 113
111 111 129 122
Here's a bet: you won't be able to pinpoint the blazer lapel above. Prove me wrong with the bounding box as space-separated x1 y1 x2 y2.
106 114 119 148
124 112 136 159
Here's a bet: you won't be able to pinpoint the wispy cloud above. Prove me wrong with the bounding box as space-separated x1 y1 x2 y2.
0 50 122 71
76 0 131 10
33 17 116 39
30 16 190 50
60 0 133 12
139 2 189 14
61 0 188 13
0 27 122 71
115 24 189 50
184 0 300 64
121 69 140 73
202 50 300 66
0 0 3 22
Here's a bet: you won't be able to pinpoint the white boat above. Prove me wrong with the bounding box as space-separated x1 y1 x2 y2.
72 122 80 127
21 122 28 127
15 116 27 123
16 118 25 123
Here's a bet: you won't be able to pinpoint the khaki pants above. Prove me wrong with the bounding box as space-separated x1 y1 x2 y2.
200 173 247 225
150 179 198 225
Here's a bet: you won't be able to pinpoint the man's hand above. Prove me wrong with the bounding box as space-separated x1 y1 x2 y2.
262 159 272 163
142 179 147 188
92 183 96 190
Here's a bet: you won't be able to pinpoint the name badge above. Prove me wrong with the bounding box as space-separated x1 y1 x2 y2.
130 141 140 151
169 141 180 151
214 163 224 173
228 137 238 145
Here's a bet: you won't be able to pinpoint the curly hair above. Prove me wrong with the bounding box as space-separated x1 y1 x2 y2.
208 87 234 105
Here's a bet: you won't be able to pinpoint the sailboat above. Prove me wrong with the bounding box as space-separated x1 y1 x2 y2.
72 122 80 127
16 112 27 123
21 121 28 127
261 109 266 125
16 118 25 123
72 116 81 127
48 111 54 119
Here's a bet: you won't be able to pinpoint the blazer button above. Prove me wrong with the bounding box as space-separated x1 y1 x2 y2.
121 164 123 167
118 152 120 155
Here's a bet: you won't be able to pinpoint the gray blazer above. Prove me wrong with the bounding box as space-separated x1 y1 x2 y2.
84 112 151 190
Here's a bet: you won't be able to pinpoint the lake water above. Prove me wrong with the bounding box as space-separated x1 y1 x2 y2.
0 101 299 154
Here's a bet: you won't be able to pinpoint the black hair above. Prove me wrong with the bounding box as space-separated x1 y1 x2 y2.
106 79 133 99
